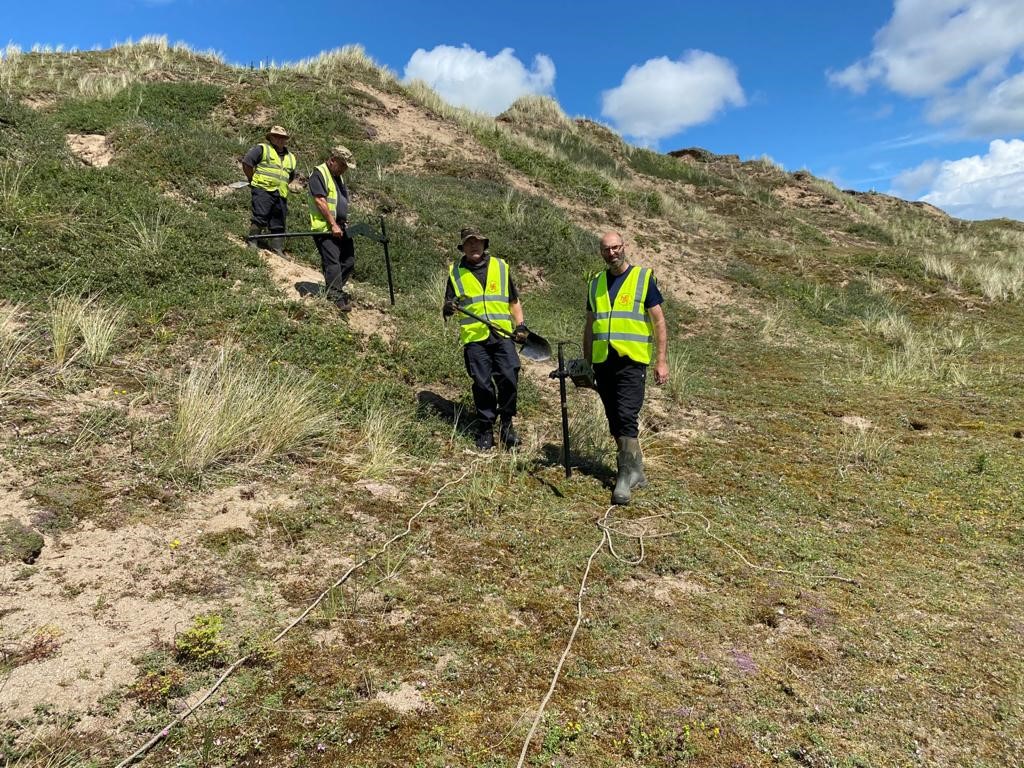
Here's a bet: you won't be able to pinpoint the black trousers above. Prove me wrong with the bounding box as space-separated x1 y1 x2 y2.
593 349 647 439
250 188 287 232
464 337 520 428
314 233 356 301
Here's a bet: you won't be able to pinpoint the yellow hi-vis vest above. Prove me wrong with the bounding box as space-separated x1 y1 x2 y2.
589 266 653 364
251 143 296 198
307 163 340 233
449 257 513 345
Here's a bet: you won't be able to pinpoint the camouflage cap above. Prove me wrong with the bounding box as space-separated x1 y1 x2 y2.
457 226 489 251
330 145 357 168
266 125 290 139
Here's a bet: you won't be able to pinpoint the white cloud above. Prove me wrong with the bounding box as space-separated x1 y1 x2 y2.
905 139 1024 219
891 159 942 197
600 51 745 142
829 0 1024 134
403 44 555 115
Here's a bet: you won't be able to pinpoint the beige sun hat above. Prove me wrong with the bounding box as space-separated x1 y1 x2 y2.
330 145 357 169
266 125 290 139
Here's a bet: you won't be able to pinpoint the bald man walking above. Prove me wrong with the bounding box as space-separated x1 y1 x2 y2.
583 232 669 505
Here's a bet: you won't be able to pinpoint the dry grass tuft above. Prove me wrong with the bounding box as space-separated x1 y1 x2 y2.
922 253 960 283
568 392 614 466
664 348 694 405
48 295 83 367
971 262 1024 301
837 423 893 477
171 347 333 471
499 94 573 129
354 393 407 479
78 303 125 366
1 304 34 404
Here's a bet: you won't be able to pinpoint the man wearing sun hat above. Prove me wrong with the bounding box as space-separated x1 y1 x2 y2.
443 227 529 450
242 125 297 258
308 146 357 312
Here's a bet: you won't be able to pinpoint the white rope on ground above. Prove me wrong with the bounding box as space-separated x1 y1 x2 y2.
514 506 615 768
114 466 475 768
514 501 857 766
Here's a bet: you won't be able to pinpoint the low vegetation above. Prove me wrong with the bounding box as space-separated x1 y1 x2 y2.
0 38 1022 768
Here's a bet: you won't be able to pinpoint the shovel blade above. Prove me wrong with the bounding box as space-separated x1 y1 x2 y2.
521 333 551 362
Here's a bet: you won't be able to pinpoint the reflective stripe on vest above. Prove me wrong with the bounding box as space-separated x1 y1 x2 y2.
449 257 513 345
589 267 653 364
251 143 296 198
307 164 340 233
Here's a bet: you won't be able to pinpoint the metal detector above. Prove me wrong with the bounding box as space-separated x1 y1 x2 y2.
246 216 397 305
548 343 596 478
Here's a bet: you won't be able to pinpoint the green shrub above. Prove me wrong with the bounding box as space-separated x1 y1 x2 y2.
175 614 228 666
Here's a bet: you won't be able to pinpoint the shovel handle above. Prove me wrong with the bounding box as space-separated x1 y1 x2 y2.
454 305 516 340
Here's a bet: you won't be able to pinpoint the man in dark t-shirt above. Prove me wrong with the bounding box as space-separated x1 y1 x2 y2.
307 146 356 311
443 227 529 450
242 126 296 257
583 231 669 505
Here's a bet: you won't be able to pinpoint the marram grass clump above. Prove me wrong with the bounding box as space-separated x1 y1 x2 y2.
171 347 334 471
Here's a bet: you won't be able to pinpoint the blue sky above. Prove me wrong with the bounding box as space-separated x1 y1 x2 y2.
5 0 1024 220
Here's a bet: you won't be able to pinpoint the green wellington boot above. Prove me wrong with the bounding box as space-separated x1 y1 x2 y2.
612 437 647 505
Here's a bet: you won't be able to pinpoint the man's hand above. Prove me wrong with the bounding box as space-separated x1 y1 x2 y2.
330 221 343 237
653 358 669 385
443 299 460 317
512 324 529 344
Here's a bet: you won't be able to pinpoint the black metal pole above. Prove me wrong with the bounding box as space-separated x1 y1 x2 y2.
245 231 321 241
558 343 572 478
379 216 395 306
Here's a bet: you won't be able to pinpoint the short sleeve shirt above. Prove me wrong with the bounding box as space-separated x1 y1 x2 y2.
308 166 350 221
586 265 664 311
243 145 297 183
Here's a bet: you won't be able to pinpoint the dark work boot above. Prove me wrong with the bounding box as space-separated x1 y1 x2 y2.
247 224 261 249
612 437 646 505
499 419 521 450
474 426 495 451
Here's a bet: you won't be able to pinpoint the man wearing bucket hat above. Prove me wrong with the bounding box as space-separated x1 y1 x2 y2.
443 227 529 450
583 231 669 505
307 146 357 312
242 126 297 257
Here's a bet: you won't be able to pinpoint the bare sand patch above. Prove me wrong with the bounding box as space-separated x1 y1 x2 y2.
375 681 428 713
66 133 113 168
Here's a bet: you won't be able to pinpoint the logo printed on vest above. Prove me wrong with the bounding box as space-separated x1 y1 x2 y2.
617 293 631 305
488 282 498 291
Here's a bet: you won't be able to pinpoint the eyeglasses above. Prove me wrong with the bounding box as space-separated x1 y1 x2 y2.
600 245 624 253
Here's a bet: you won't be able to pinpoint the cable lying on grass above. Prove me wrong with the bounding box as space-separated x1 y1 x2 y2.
513 503 857 767
114 466 475 768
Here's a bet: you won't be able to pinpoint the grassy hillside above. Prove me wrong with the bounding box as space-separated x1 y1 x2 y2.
1 39 1022 768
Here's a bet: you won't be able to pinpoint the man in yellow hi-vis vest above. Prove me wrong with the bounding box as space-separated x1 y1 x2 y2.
443 227 529 450
307 146 356 312
242 125 297 258
583 231 669 505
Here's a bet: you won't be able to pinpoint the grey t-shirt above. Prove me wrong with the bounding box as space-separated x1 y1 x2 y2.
242 145 296 186
308 166 350 222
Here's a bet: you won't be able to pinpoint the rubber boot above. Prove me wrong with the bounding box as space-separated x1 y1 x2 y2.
612 437 646 505
499 419 521 449
270 235 285 258
247 224 261 249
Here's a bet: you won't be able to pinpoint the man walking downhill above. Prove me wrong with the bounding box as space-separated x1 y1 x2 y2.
307 146 357 313
443 227 529 450
583 231 669 505
242 125 296 257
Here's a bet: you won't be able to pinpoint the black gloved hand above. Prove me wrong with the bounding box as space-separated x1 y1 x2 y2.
443 299 459 317
512 323 529 344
